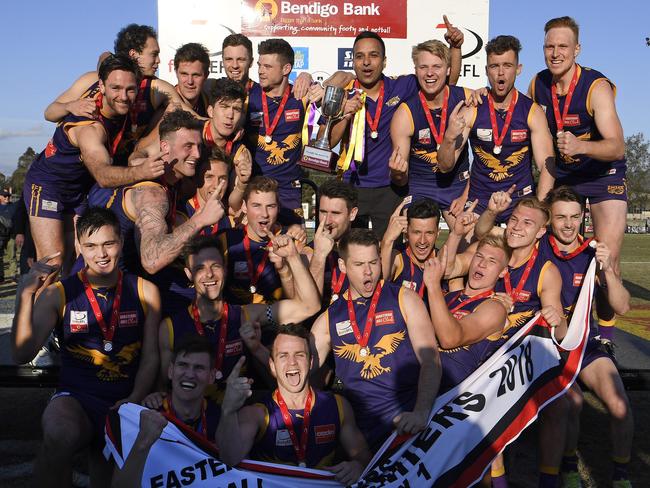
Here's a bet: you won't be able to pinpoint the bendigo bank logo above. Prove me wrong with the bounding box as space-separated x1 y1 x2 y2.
255 0 279 21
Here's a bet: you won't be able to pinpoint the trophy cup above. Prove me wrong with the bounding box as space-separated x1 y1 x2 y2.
299 85 346 173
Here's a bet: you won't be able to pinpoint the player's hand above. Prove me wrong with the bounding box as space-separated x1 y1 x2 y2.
594 241 613 272
141 391 167 410
448 194 468 218
313 218 336 258
342 92 362 117
487 185 515 215
270 233 298 258
325 461 365 485
136 149 167 181
15 234 25 249
221 357 253 416
393 409 428 435
423 246 446 288
307 83 325 104
65 99 98 119
445 101 467 140
465 87 489 107
541 305 562 329
239 321 262 353
556 131 583 157
452 199 478 236
285 224 307 249
293 72 314 99
21 252 61 295
234 148 252 185
135 409 168 449
195 180 226 227
388 147 409 179
443 15 464 49
384 197 409 243
491 292 514 313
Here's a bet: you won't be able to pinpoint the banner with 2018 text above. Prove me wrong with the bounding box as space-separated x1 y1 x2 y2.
104 260 594 487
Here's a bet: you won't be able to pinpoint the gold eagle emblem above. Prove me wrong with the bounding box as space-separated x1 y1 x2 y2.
256 133 301 165
412 149 440 172
334 331 405 379
474 145 529 182
66 342 141 381
560 132 591 164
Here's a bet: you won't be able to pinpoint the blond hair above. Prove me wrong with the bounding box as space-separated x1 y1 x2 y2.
477 234 512 264
411 39 450 67
515 197 551 225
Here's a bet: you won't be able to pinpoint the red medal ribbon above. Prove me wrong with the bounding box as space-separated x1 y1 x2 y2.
245 80 254 95
551 65 579 133
94 93 128 157
275 388 313 465
448 289 495 315
192 194 219 236
487 91 519 150
418 86 449 146
166 397 208 440
406 248 426 298
327 254 346 296
80 269 123 347
203 120 234 156
261 84 291 141
130 77 150 133
243 226 270 291
191 301 229 372
548 235 593 260
355 80 384 136
225 139 234 156
346 281 383 350
504 246 539 301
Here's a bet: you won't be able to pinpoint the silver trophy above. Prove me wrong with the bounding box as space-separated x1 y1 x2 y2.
300 85 346 173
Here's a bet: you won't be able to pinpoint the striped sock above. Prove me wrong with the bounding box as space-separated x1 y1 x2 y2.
612 456 630 481
561 450 579 473
539 466 560 488
598 317 616 341
491 464 508 488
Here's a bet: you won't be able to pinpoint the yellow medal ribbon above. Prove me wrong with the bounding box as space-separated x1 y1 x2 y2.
336 91 367 173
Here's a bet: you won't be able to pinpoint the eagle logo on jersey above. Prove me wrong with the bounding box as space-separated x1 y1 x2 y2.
490 309 536 339
475 146 529 182
66 342 141 381
559 132 591 164
257 133 301 165
411 149 440 172
334 330 405 379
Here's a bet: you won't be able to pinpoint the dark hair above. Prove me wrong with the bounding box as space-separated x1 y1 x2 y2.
158 109 204 141
171 334 215 366
485 35 522 62
183 235 225 268
208 77 246 107
544 185 585 211
318 179 358 210
407 198 441 223
353 31 386 57
243 176 279 202
544 16 580 42
114 24 157 55
258 39 294 67
271 323 311 359
98 54 141 83
222 33 254 59
338 228 379 260
76 207 121 240
174 42 210 76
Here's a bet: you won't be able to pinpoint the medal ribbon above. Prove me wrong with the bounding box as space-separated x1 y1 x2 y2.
130 77 150 133
327 254 346 296
355 80 384 137
418 87 449 146
276 388 313 465
336 90 367 173
301 102 318 148
448 289 495 314
346 281 383 350
487 91 518 150
504 246 539 301
94 93 128 157
80 269 123 348
166 397 208 440
406 248 426 298
192 195 219 235
204 120 235 156
261 84 291 141
551 65 579 133
191 301 229 372
548 235 593 260
243 226 270 292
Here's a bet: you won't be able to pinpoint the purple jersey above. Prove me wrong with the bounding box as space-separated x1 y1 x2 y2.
304 242 349 308
327 282 419 446
392 248 426 296
343 75 418 188
251 389 342 468
402 85 471 209
531 65 626 180
55 272 147 402
180 193 234 237
244 83 306 211
468 91 537 219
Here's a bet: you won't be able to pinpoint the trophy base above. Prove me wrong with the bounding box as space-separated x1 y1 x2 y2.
299 145 337 173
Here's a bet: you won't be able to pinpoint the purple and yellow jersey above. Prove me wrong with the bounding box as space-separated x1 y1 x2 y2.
244 83 306 210
343 74 418 188
179 194 235 237
326 282 419 446
161 397 221 443
162 303 246 394
251 389 343 468
392 248 427 295
439 291 498 392
531 65 626 179
54 272 148 402
25 112 126 213
401 86 471 208
468 91 538 217
219 228 282 305
303 242 349 307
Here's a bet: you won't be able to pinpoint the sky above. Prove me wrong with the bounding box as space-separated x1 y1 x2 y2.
0 0 648 181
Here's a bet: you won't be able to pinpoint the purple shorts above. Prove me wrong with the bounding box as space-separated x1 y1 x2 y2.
24 175 86 220
556 168 627 204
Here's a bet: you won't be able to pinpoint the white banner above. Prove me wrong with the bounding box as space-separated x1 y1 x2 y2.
106 259 594 487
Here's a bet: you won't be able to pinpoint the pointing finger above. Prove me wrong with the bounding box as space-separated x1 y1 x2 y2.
228 356 246 379
451 100 465 116
466 199 479 213
443 14 453 30
506 184 516 195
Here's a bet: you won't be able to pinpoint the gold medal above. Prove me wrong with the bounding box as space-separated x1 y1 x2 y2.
264 135 272 144
493 145 502 155
331 293 339 302
215 370 223 380
370 131 378 139
250 285 257 294
359 346 370 357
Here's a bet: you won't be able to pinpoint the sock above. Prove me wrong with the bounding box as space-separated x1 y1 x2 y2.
598 317 616 341
561 450 579 473
491 464 508 488
612 456 630 481
539 466 560 488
